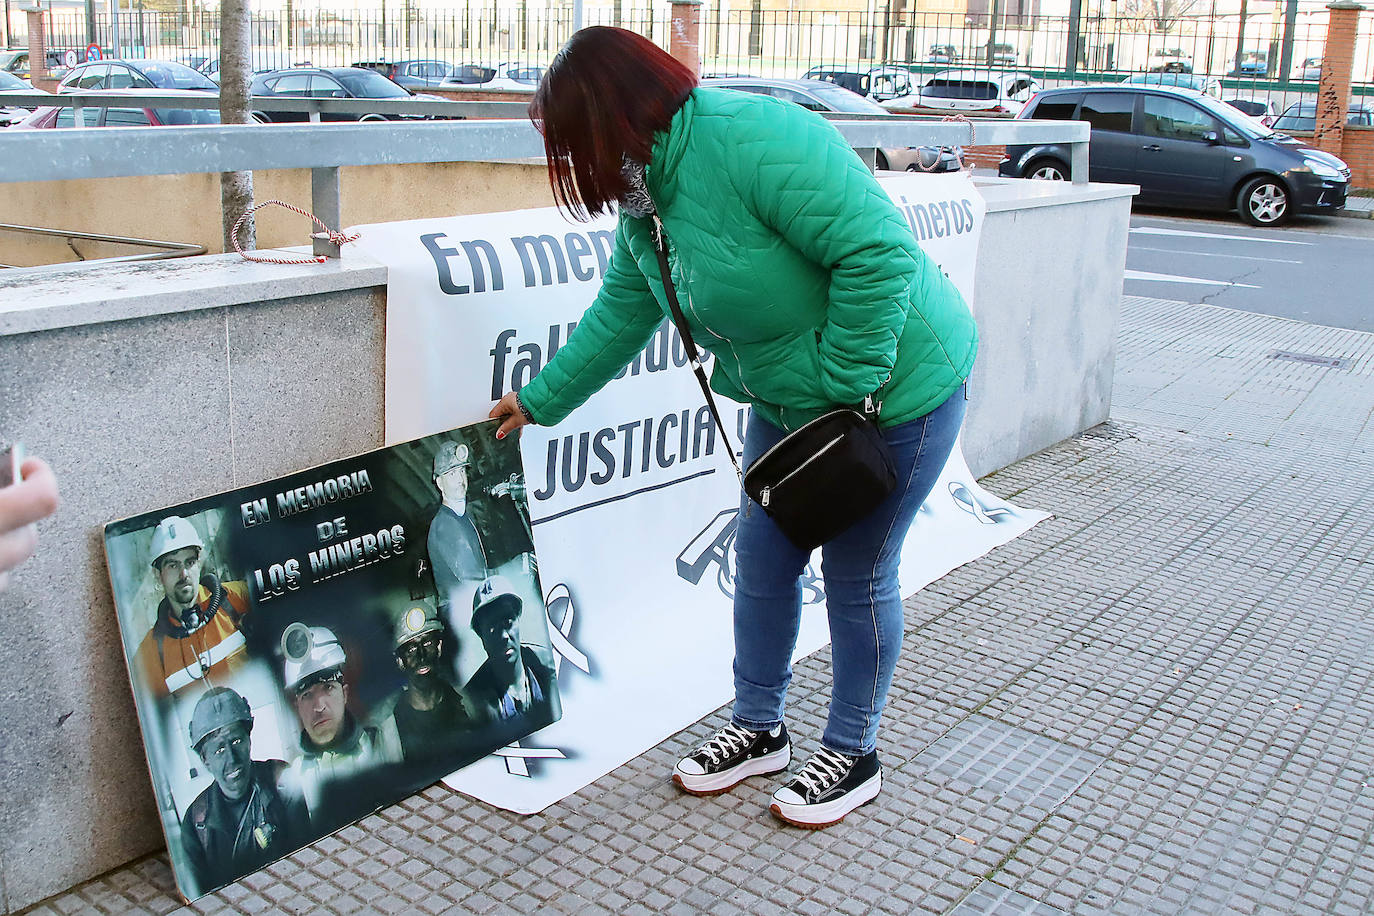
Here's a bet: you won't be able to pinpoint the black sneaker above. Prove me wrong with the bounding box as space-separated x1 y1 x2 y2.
769 746 882 828
673 722 791 796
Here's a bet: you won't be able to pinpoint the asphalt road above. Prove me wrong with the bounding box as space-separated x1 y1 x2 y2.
1123 208 1374 333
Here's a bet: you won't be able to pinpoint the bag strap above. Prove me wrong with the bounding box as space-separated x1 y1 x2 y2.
650 215 743 482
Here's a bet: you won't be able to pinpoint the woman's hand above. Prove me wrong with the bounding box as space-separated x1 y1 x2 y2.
490 391 533 440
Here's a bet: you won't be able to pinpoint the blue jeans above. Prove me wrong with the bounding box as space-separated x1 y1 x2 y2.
730 386 967 757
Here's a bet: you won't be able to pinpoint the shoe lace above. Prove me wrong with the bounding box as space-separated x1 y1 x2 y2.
792 747 853 797
696 723 757 764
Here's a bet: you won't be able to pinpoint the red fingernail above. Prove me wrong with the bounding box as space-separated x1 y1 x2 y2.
496 431 505 439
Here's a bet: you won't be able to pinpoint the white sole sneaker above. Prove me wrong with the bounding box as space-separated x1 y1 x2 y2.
769 768 881 828
673 743 792 796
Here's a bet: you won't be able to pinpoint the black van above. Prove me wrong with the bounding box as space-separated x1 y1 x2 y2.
998 83 1351 226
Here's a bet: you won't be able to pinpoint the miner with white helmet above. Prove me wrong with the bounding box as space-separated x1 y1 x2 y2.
427 437 488 616
280 623 401 819
134 515 252 699
179 686 309 896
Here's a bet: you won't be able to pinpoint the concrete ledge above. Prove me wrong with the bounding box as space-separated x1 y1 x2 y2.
0 251 387 337
974 175 1139 213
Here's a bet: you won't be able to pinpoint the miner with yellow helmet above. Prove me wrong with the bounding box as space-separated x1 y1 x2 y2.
178 686 309 896
379 595 475 763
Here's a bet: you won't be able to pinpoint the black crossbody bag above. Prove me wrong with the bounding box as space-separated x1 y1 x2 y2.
650 215 897 551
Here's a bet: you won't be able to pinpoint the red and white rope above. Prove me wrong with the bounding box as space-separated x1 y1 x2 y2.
231 199 361 265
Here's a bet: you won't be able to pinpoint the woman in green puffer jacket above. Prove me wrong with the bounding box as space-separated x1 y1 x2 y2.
490 26 977 828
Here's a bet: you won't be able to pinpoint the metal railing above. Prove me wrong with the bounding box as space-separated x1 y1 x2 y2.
0 94 1090 259
9 6 1370 91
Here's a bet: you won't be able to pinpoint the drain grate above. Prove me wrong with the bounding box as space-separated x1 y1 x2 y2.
1269 350 1350 369
951 883 1070 916
911 715 1103 812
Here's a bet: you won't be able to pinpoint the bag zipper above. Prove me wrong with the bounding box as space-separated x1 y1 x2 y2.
759 433 844 507
750 409 863 473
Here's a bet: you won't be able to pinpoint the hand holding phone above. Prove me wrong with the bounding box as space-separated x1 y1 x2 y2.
0 447 60 590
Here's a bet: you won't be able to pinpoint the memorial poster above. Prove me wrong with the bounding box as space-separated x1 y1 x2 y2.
103 421 559 900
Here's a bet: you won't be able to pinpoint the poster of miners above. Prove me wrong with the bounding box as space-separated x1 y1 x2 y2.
103 420 560 901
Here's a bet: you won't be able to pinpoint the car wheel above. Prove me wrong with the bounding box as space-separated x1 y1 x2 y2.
359 113 387 122
1026 157 1069 181
1237 175 1290 226
875 150 889 171
250 112 271 124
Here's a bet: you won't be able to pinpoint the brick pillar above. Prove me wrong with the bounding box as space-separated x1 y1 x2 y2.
669 0 703 77
1313 0 1364 156
23 5 49 85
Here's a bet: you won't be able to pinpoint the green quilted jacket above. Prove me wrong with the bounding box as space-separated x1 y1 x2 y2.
518 87 978 432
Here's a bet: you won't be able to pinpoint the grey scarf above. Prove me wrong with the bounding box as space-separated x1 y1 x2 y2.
619 157 655 218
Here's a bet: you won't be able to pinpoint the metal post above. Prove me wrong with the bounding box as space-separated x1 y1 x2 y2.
573 0 582 31
109 0 119 57
311 166 341 259
1278 0 1298 81
1065 0 1082 75
1232 0 1249 77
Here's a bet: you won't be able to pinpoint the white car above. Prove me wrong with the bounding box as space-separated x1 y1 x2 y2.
883 69 1041 116
0 69 49 126
439 61 544 92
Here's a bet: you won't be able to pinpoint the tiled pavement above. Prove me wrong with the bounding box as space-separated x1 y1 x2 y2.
23 295 1374 915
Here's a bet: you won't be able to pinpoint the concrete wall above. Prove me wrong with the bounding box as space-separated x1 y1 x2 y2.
1 160 554 266
0 174 1133 911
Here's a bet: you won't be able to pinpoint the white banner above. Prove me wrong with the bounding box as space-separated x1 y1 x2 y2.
350 170 1049 813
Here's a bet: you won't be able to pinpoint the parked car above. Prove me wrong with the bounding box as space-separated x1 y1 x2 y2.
1293 57 1322 80
1148 47 1194 73
988 42 1018 65
1122 71 1222 99
1272 100 1374 131
0 48 73 80
802 65 914 102
1230 51 1268 77
351 58 454 90
884 69 1040 116
198 56 298 82
10 88 223 128
1224 97 1278 126
998 83 1350 226
250 66 452 122
0 68 49 126
927 44 959 65
57 59 217 93
437 61 544 91
700 77 963 172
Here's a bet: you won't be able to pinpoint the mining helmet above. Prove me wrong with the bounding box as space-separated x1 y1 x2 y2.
188 686 253 750
471 575 523 633
280 623 347 692
394 596 444 650
149 515 205 567
432 439 471 478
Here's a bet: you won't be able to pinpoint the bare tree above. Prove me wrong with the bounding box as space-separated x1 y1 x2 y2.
1120 0 1199 32
219 0 255 252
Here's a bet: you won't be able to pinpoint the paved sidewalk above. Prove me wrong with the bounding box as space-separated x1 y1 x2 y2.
24 296 1374 915
1338 195 1373 218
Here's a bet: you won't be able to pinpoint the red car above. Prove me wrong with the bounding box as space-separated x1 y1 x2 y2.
11 89 221 128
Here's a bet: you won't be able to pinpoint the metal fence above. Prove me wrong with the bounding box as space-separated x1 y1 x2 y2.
5 5 1371 90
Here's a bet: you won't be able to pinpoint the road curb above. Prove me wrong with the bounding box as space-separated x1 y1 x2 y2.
1334 206 1373 220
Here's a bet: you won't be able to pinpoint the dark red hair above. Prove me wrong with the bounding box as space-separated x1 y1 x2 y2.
530 27 697 220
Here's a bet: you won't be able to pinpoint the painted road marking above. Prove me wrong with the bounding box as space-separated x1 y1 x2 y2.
1130 245 1301 264
1124 269 1260 288
1130 226 1313 245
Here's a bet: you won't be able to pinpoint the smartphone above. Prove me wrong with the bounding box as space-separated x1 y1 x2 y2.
0 442 24 489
